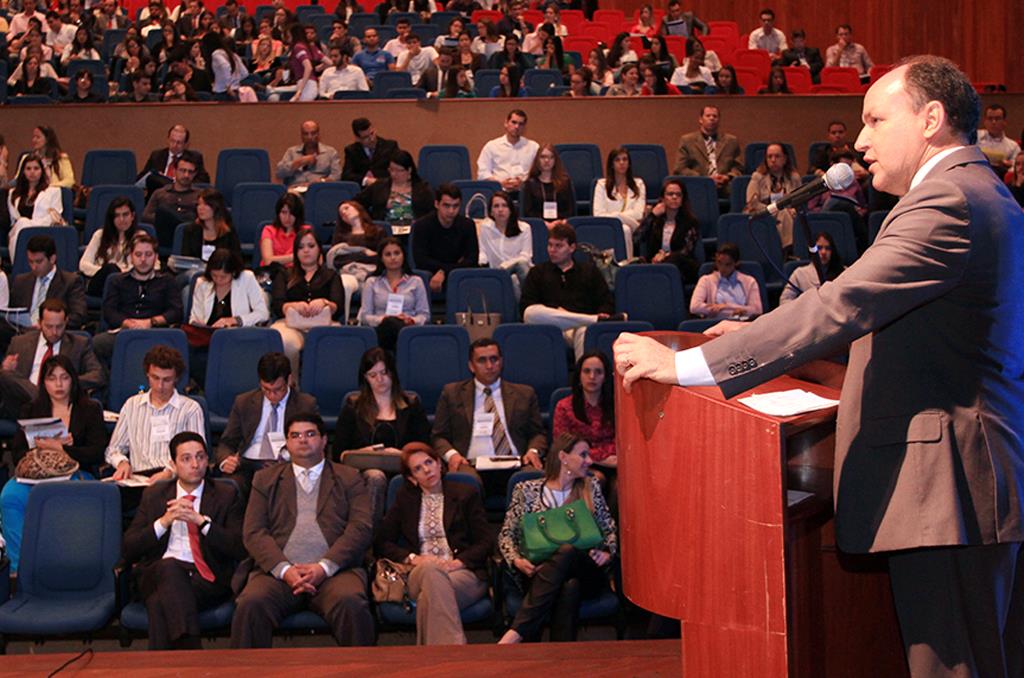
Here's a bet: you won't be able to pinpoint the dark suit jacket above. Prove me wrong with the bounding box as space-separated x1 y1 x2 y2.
4 330 105 391
10 271 87 330
431 379 547 459
138 148 211 185
701 146 1024 554
341 137 400 185
241 461 373 582
354 179 435 222
215 389 320 466
779 47 824 80
332 393 431 460
122 478 246 597
11 396 108 468
673 131 744 180
375 479 493 580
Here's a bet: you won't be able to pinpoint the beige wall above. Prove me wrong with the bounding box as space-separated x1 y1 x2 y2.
3 94 1022 182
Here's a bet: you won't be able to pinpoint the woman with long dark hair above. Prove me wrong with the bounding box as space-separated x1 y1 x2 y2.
285 22 318 101
331 199 383 322
553 350 615 463
605 32 637 70
640 62 680 96
712 64 744 94
357 237 429 350
640 178 702 283
477 191 533 293
189 247 269 329
60 24 101 66
744 142 802 250
206 31 249 100
7 155 64 254
490 63 526 98
779 231 846 304
521 144 574 224
354 150 434 224
593 147 645 257
18 125 75 188
759 66 792 94
260 192 306 268
80 196 146 295
180 188 242 262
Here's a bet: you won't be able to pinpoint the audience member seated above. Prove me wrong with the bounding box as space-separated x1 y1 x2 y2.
521 223 617 358
496 0 532 41
357 237 430 351
354 149 433 224
674 105 743 197
61 24 100 66
106 345 206 488
411 183 479 295
587 48 614 89
631 3 657 38
319 46 369 98
434 16 466 52
810 120 868 179
565 67 593 98
1 354 107 571
441 66 476 98
138 125 211 198
122 432 245 650
645 36 678 78
187 247 270 349
490 63 527 98
779 231 845 305
230 413 374 648
142 151 202 250
780 29 824 83
978 104 1021 176
111 69 161 106
64 69 104 103
807 148 869 251
383 17 414 58
6 155 64 255
454 33 484 74
711 64 744 95
3 237 87 356
472 19 505 61
82 197 152 296
374 442 493 645
1006 154 1024 207
432 337 546 496
215 351 319 498
330 200 384 321
342 117 400 187
747 8 787 58
690 242 762 320
605 62 642 97
260 193 305 269
95 233 182 362
395 33 438 88
521 21 552 58
270 227 344 378
7 0 46 40
641 61 681 96
352 27 396 85
486 33 531 72
0 299 104 420
552 350 616 467
420 48 456 97
659 0 706 38
744 142 802 250
477 109 539 192
249 35 283 87
477 191 533 295
275 120 341 189
520 144 574 226
605 33 639 72
759 66 791 94
497 432 617 643
9 54 57 97
179 189 242 264
16 126 75 189
637 178 701 283
824 24 873 80
593 147 646 259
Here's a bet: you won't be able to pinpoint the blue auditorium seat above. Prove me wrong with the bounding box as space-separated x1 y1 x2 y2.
396 325 470 414
300 326 377 430
204 328 284 433
614 264 687 330
492 323 569 417
108 329 191 411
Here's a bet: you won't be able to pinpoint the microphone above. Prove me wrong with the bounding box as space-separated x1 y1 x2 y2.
753 163 856 217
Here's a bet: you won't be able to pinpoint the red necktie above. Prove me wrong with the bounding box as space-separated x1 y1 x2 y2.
166 155 177 178
184 494 215 582
36 341 53 384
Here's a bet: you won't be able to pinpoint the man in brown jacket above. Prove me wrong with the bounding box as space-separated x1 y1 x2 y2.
230 413 374 648
616 57 1024 677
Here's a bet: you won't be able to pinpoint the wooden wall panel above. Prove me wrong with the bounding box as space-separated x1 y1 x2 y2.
599 0 1023 91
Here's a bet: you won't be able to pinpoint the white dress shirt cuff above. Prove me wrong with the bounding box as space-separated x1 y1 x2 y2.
675 347 716 387
443 448 459 463
153 519 167 539
319 559 340 578
273 561 291 579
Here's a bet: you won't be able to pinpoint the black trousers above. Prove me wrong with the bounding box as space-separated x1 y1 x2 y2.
888 542 1024 678
143 558 230 650
512 544 608 642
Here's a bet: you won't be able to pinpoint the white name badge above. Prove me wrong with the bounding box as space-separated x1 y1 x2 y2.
770 191 785 204
259 431 286 459
472 411 495 437
201 244 216 261
151 415 171 443
385 293 405 317
543 201 558 220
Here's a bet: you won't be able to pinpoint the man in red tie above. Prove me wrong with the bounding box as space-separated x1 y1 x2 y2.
123 432 246 650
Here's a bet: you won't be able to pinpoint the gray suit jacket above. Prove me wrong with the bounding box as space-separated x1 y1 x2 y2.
431 378 548 459
214 388 320 466
673 131 744 180
701 146 1024 553
4 330 105 391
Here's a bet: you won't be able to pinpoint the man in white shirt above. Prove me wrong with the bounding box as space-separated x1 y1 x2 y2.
476 109 540 192
977 104 1021 175
747 8 787 58
122 432 245 650
107 345 205 485
44 11 76 53
395 33 437 87
318 46 369 98
8 0 46 38
383 17 413 58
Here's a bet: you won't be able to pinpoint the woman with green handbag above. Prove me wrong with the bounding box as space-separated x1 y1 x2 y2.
497 432 617 644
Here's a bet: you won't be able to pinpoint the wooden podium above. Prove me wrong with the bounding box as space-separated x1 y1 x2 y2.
616 332 907 677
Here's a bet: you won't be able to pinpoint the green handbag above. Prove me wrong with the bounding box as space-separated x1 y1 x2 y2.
521 499 604 564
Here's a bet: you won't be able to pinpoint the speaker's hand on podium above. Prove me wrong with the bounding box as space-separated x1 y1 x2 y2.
613 333 679 392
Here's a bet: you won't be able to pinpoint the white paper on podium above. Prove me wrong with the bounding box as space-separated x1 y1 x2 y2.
737 389 840 417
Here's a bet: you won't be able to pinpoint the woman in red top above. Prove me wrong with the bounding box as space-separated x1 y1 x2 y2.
553 350 615 463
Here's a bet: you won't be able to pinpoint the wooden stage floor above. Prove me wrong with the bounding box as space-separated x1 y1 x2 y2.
0 639 681 676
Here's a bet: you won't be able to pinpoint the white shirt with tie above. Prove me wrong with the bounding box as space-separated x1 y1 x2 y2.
467 378 518 459
276 459 339 579
30 268 56 324
29 333 61 386
153 480 210 563
242 391 290 460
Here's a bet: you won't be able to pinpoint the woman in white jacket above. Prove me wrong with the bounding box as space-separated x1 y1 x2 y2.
592 147 646 259
477 190 533 297
189 247 270 329
7 156 64 256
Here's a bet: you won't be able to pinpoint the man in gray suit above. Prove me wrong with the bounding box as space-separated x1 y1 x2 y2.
615 56 1024 677
432 338 546 491
215 352 318 498
0 298 104 418
673 106 744 197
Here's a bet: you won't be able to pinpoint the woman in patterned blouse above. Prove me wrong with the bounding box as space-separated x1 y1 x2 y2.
374 442 493 645
497 432 617 643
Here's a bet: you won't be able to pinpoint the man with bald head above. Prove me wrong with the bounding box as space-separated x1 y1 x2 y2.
615 56 1024 677
275 121 341 189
